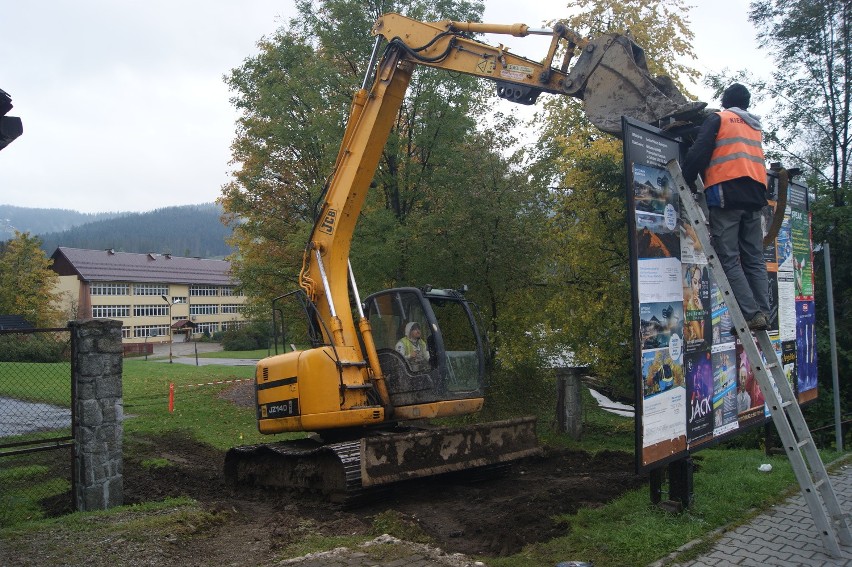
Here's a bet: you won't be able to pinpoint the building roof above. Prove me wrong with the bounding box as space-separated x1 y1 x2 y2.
50 247 237 286
0 315 35 330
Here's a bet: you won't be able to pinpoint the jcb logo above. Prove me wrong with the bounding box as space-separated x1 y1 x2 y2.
319 209 337 235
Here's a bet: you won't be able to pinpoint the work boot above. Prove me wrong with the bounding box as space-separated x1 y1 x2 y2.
748 311 769 331
731 312 769 336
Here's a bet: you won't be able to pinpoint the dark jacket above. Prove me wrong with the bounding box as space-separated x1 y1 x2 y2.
682 110 768 211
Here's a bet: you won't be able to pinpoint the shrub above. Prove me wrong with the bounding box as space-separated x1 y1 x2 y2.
0 334 70 363
221 324 269 351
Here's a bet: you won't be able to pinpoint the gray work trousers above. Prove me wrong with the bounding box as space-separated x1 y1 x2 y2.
708 206 770 320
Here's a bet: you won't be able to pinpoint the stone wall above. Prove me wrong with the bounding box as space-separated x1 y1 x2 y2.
70 319 124 511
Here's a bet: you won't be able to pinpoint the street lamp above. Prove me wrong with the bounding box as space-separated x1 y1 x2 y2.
161 295 175 364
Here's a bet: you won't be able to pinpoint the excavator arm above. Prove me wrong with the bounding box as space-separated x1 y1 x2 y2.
371 13 704 134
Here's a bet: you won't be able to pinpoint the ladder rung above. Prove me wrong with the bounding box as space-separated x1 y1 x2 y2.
796 439 811 449
814 478 826 490
765 362 778 370
781 400 794 408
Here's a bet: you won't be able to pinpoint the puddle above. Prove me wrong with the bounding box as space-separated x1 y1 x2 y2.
0 397 72 437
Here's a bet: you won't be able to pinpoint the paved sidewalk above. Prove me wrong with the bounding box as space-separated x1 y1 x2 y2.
660 460 852 567
150 341 259 366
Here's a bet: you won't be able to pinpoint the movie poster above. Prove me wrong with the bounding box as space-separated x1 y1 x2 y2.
710 279 734 345
685 351 713 443
711 344 739 436
776 210 793 272
782 341 797 394
735 340 767 426
682 263 711 353
796 300 818 401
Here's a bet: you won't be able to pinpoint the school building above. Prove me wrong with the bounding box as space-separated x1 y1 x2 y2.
50 247 247 344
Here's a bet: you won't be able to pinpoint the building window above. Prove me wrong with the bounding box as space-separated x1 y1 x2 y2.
133 304 170 317
196 322 219 334
190 285 218 297
133 324 170 338
122 326 132 339
92 305 131 318
222 320 246 331
190 304 219 315
221 304 243 314
90 283 129 296
172 296 187 305
134 283 169 296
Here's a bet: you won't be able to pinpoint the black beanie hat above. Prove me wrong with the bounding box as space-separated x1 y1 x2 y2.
721 83 750 109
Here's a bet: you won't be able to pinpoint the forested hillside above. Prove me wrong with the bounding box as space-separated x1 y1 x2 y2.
0 205 124 239
35 203 233 258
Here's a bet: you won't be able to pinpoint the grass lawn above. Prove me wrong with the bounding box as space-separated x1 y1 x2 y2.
1 357 846 565
194 348 270 359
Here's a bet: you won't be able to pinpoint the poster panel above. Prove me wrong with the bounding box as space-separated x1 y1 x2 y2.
623 117 817 471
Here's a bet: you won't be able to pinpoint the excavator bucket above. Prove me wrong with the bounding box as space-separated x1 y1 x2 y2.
224 416 541 505
563 33 705 136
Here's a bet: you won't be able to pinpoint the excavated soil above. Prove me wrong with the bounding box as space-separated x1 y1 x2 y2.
8 381 645 565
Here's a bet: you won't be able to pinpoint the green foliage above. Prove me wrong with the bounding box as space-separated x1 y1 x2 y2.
527 0 699 394
0 232 64 327
745 0 851 198
221 322 270 351
0 334 71 363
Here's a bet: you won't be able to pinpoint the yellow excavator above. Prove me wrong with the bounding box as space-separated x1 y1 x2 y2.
224 13 705 503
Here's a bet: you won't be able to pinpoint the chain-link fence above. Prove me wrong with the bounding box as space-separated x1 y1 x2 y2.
0 328 74 527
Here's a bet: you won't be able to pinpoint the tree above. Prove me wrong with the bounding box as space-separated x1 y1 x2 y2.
0 231 64 327
220 0 488 315
529 0 699 395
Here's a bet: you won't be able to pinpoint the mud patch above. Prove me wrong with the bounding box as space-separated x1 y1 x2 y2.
115 433 642 559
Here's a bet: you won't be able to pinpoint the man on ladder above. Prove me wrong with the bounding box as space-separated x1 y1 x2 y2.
667 83 851 558
682 83 771 332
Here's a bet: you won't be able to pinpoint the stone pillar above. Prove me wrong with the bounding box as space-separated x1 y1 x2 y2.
555 368 583 440
70 319 124 511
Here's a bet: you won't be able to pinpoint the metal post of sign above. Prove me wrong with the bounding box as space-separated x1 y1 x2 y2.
822 241 843 451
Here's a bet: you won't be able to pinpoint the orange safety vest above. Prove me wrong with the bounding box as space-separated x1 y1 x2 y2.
704 110 767 187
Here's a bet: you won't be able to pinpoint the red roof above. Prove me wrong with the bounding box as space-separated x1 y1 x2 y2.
50 247 237 285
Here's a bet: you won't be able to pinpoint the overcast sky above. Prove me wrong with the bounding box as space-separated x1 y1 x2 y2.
0 0 769 214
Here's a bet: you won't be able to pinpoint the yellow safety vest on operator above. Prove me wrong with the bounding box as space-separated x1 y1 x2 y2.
704 110 767 187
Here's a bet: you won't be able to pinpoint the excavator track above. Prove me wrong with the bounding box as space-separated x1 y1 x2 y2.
224 416 540 506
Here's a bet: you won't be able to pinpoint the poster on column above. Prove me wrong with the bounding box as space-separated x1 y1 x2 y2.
623 117 818 472
624 118 687 467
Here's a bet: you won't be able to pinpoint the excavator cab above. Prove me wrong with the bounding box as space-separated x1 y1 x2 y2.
363 286 485 408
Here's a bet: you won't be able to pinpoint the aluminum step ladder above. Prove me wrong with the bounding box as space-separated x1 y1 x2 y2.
666 159 851 558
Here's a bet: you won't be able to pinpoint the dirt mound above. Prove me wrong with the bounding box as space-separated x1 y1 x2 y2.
25 383 644 564
116 433 643 559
